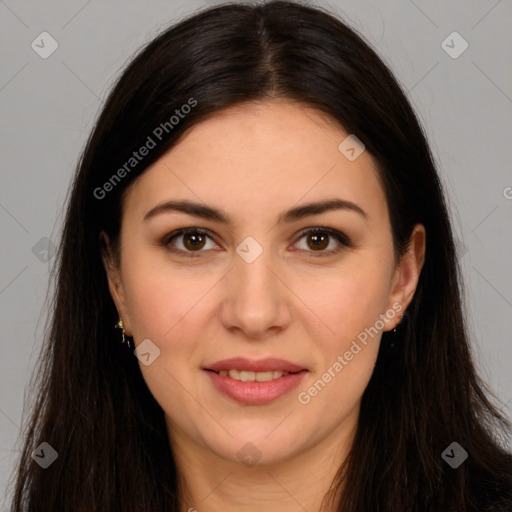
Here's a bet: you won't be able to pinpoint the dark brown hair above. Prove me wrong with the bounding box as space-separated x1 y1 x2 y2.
10 1 512 510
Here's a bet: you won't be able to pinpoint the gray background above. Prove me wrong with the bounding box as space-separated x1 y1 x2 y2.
1 0 511 506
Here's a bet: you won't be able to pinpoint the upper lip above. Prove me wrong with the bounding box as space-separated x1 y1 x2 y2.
204 357 306 373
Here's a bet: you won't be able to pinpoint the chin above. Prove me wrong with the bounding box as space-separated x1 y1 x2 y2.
203 426 307 467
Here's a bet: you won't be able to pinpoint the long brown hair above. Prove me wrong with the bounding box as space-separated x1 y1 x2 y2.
10 1 512 510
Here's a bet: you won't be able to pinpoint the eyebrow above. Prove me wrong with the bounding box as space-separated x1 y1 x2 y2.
142 198 368 224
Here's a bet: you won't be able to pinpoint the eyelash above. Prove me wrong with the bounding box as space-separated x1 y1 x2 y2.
162 227 351 259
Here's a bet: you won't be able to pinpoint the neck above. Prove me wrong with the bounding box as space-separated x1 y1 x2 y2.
168 411 358 512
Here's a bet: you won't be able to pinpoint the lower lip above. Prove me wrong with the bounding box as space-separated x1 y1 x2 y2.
204 370 308 405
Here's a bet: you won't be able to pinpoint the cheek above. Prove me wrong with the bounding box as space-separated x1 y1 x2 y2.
124 273 196 342
121 244 179 338
295 259 393 341
122 246 394 348
121 263 208 412
124 278 171 340
293 257 392 397
295 270 386 415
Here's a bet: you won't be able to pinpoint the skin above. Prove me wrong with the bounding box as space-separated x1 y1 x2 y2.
102 99 425 512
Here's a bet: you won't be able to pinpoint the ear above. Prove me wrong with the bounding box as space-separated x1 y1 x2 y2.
99 231 133 336
384 224 426 331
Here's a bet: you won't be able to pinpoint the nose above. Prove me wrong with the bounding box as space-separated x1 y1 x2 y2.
219 241 292 340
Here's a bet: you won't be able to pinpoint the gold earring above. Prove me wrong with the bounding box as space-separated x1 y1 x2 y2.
115 318 128 346
393 314 405 333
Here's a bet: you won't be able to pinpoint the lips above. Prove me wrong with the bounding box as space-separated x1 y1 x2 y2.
203 357 308 404
204 357 306 373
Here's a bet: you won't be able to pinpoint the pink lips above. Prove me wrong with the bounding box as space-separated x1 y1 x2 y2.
203 357 308 405
205 357 306 373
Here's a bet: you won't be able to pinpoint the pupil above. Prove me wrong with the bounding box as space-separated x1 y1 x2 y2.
310 234 328 250
185 234 204 250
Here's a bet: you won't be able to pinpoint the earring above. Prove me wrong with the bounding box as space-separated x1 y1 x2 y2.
393 313 405 333
115 318 132 349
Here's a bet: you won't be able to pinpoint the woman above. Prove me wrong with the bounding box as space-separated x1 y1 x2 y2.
10 1 512 511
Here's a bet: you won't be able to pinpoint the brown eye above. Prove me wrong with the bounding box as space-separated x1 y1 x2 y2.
306 232 329 251
182 232 207 251
164 228 218 258
294 227 351 257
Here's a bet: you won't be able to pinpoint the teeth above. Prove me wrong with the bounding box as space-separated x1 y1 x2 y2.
216 369 290 381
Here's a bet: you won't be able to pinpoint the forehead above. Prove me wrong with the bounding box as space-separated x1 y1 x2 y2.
123 100 388 227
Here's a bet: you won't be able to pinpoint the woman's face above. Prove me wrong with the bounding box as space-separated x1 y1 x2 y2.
103 99 425 467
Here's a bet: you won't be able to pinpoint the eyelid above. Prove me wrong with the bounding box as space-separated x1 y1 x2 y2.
162 226 351 258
